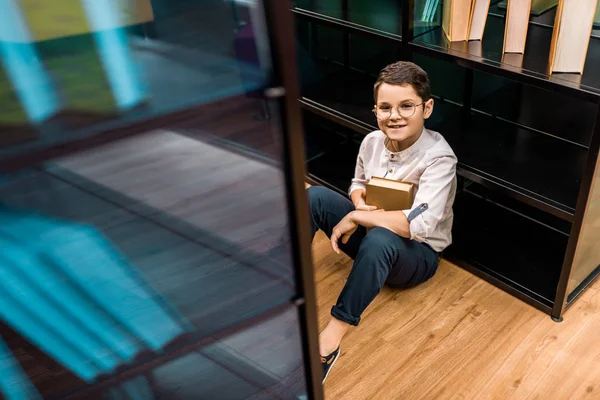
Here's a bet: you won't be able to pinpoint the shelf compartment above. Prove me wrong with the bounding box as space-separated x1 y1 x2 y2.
448 181 570 309
410 16 600 101
292 0 403 41
302 112 361 193
300 65 378 133
434 107 586 221
306 139 360 195
302 110 352 161
471 75 596 149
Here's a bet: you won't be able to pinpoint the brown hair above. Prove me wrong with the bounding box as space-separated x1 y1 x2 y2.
373 61 431 103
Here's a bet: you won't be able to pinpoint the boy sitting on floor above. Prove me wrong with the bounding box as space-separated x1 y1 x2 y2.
308 61 457 382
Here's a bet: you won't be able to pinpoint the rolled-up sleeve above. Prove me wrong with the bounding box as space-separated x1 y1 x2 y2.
402 155 457 242
348 141 368 196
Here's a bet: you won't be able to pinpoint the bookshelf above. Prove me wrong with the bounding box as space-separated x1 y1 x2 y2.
0 0 321 399
294 0 600 321
410 14 600 100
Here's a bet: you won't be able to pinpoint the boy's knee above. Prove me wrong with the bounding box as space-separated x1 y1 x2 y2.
307 185 326 197
360 227 399 256
307 185 333 208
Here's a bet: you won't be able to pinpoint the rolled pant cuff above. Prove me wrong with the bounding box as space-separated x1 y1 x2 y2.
331 306 360 326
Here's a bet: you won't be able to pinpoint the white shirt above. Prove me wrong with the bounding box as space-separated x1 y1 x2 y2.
349 129 457 252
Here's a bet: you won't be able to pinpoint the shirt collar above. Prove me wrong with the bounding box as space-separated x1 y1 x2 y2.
384 128 427 159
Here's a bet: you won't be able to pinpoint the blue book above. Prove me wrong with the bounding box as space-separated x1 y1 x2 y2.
0 209 188 352
1 241 141 364
0 275 101 382
0 250 121 372
0 336 42 400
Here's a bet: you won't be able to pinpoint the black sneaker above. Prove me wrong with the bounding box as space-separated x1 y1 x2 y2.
321 346 340 383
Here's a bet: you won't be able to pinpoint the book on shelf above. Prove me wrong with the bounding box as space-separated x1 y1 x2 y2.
503 0 532 53
498 0 558 16
442 0 490 42
468 0 491 41
365 177 414 211
549 0 598 74
502 52 524 68
442 0 474 41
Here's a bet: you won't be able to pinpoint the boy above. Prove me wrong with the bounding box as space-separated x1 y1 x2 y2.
308 61 457 382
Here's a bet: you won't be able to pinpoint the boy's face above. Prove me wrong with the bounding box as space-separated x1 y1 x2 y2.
375 83 434 146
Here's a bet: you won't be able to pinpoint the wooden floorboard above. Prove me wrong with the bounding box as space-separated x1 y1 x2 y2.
312 231 600 400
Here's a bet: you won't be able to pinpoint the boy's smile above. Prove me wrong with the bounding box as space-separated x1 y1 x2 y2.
375 83 434 151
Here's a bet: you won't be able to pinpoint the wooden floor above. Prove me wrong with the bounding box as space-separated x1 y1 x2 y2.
312 231 600 400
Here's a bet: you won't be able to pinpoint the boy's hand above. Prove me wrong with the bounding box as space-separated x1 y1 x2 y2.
354 198 378 211
330 213 358 255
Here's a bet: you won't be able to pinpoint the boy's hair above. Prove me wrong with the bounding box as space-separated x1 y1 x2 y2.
373 61 431 103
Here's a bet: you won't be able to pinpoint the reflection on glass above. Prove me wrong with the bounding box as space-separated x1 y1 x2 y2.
0 0 268 158
0 0 307 398
80 0 147 109
67 307 306 400
0 336 42 400
0 0 59 123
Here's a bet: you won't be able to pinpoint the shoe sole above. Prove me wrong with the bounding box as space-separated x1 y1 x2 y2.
322 347 340 384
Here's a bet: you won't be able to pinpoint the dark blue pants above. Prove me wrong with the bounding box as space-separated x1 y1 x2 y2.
308 186 439 326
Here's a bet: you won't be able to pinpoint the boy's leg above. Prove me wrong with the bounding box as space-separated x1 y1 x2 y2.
324 227 439 341
319 227 439 381
307 186 366 258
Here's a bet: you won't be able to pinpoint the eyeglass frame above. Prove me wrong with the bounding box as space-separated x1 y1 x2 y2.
372 101 427 120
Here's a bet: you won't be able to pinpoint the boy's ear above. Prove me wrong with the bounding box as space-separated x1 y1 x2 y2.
423 98 434 120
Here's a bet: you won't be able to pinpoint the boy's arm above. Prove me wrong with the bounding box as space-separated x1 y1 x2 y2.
330 209 410 253
350 188 365 208
401 155 456 242
350 210 410 237
350 188 378 211
329 210 410 254
346 155 456 240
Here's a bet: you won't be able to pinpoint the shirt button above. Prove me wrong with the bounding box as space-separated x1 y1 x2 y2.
390 154 394 159
389 169 393 173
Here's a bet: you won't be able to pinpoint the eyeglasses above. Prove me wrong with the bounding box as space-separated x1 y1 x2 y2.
372 102 426 120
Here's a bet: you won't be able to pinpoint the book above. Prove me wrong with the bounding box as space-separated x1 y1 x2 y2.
549 0 598 74
365 177 415 211
503 0 532 53
502 52 524 68
0 210 188 354
468 0 491 41
442 0 474 41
